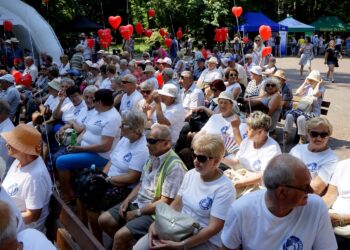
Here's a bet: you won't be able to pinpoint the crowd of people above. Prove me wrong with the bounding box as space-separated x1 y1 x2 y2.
0 31 349 250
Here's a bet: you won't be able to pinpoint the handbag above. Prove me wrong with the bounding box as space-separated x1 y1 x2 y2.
296 96 314 113
154 202 201 242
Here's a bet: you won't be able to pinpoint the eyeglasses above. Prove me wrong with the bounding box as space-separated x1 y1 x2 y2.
192 152 212 163
229 73 238 78
141 90 152 95
282 184 314 194
265 84 276 88
309 131 329 138
146 138 165 144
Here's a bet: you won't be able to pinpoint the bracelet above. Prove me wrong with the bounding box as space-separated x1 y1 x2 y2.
182 240 187 250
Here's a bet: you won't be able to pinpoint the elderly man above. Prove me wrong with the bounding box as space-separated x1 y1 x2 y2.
0 74 21 120
0 101 14 169
227 55 248 87
179 71 205 120
23 56 38 82
119 74 142 116
98 124 187 250
143 65 158 90
162 68 179 89
196 56 222 89
221 154 337 250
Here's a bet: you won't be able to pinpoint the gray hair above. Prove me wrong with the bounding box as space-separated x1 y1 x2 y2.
0 100 10 117
192 132 225 159
60 78 74 87
0 201 17 243
247 111 271 132
151 123 172 141
139 79 154 91
122 111 146 134
264 77 281 92
162 68 174 79
306 117 333 136
263 154 307 190
111 76 122 85
83 85 98 95
0 157 6 182
120 59 128 65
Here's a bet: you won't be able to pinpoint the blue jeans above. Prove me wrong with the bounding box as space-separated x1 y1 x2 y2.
56 152 109 171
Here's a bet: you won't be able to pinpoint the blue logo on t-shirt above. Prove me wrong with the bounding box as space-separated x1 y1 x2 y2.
127 100 131 108
220 126 229 134
252 159 262 171
123 152 132 163
94 120 102 127
199 197 213 210
283 235 303 250
74 109 81 116
7 183 19 196
306 162 318 172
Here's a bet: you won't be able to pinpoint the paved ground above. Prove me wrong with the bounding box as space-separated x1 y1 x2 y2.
276 56 350 160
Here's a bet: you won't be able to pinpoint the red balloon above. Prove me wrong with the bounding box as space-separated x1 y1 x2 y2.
12 70 22 84
108 16 122 29
176 27 183 40
231 6 243 18
3 20 13 32
243 37 249 44
164 38 172 48
98 28 111 40
126 24 134 36
201 48 208 59
156 73 164 88
262 47 272 57
135 22 144 36
259 25 272 41
144 29 153 38
148 9 156 17
21 74 32 88
86 38 95 49
159 28 166 37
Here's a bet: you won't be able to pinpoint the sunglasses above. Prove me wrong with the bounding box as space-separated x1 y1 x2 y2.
282 184 313 194
146 138 165 144
229 73 238 78
192 152 212 163
309 131 329 138
141 90 152 95
265 84 276 88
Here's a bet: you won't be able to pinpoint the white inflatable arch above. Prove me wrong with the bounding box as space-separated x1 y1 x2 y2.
0 0 63 64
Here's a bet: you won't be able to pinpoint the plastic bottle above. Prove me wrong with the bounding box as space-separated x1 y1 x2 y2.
70 131 77 146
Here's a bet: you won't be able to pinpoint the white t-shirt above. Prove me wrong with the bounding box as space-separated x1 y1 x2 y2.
81 107 121 159
2 157 52 231
235 63 248 87
0 118 14 169
236 137 281 172
119 90 143 116
43 95 59 111
178 169 236 247
0 187 24 232
290 144 338 184
330 159 350 214
181 83 205 111
197 68 222 87
152 103 185 145
61 99 87 123
221 190 337 250
108 136 149 187
99 77 112 90
225 83 242 98
17 228 56 250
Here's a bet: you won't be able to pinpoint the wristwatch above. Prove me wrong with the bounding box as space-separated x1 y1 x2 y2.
106 176 112 184
136 208 142 217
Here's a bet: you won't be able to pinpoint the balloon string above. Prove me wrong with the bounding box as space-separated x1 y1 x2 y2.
235 15 245 65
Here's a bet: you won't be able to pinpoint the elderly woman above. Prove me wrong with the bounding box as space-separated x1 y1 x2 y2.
247 77 282 135
226 111 281 191
133 133 236 250
323 158 350 248
58 54 70 76
56 89 121 203
290 117 338 195
243 54 255 82
1 124 52 231
224 68 242 100
136 79 158 121
245 66 264 98
77 111 149 242
284 70 325 144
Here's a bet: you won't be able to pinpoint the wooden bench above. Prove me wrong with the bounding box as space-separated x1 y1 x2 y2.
292 96 331 116
46 191 105 250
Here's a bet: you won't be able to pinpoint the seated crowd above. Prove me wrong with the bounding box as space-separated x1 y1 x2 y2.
0 37 348 250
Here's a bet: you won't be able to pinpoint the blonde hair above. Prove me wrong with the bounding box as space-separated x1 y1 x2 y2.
306 117 333 136
247 111 271 132
192 132 225 159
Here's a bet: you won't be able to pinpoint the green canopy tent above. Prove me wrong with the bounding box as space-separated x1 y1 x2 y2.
279 16 315 33
311 16 350 32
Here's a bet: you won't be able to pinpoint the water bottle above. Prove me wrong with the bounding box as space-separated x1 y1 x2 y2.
90 164 96 172
70 131 77 146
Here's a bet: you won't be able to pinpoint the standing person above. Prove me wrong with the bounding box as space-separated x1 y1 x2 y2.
299 37 314 79
169 34 179 63
312 34 319 56
325 40 339 83
335 36 343 53
274 34 281 57
291 36 297 56
221 154 337 250
252 35 265 66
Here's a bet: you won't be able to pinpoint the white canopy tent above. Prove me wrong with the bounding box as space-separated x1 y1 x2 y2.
0 0 63 64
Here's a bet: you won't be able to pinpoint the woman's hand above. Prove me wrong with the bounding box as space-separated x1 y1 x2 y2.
230 115 241 129
66 145 81 153
151 240 183 250
330 213 345 227
152 91 161 104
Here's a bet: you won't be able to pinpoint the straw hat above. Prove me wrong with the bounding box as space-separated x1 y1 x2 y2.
48 78 61 91
273 70 286 81
1 124 42 156
306 70 321 82
207 57 218 64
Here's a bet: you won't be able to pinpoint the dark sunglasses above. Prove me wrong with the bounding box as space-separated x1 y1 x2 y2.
265 84 276 88
192 152 212 163
282 184 314 194
229 73 238 78
141 90 152 95
146 138 165 144
309 131 329 138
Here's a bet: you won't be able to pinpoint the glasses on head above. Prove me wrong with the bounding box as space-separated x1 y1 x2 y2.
309 131 329 138
141 90 152 95
282 184 314 194
192 152 212 163
229 73 238 78
265 84 276 88
146 138 165 145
